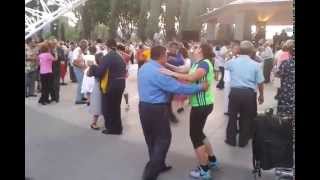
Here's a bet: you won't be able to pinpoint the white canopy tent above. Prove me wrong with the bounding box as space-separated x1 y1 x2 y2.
202 0 293 25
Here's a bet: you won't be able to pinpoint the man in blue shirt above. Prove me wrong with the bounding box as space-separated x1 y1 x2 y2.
224 41 265 148
138 46 208 180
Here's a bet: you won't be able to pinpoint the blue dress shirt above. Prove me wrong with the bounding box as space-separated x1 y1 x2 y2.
225 55 264 91
138 60 202 104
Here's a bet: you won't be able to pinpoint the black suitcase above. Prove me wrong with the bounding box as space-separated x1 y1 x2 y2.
252 108 294 179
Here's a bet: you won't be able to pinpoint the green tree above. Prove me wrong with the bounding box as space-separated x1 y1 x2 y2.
137 0 150 42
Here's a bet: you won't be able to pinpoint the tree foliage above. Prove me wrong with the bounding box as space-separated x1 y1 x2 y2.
70 0 232 41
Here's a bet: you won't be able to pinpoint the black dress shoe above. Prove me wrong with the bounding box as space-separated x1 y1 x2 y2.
159 165 172 173
75 101 86 105
238 141 249 148
102 129 122 135
29 94 37 97
224 112 230 116
60 82 67 85
224 140 236 147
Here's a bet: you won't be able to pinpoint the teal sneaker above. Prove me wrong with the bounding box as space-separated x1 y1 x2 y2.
209 159 219 170
189 166 212 180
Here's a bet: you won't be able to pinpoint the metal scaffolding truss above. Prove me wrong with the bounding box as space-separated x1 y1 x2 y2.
25 0 89 40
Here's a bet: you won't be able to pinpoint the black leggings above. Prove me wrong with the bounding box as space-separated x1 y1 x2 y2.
190 104 213 149
39 73 53 103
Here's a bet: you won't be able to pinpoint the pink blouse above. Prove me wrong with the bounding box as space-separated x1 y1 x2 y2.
38 52 54 74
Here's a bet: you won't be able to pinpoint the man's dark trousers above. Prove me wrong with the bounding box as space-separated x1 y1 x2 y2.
52 61 61 102
226 88 257 146
139 102 172 180
102 79 125 133
263 58 273 83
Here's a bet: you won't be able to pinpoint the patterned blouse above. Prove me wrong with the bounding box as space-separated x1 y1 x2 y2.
277 57 295 115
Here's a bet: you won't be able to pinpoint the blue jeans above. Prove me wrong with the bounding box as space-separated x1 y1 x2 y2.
73 66 84 102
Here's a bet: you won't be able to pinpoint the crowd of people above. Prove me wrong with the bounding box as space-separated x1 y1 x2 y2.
25 34 295 180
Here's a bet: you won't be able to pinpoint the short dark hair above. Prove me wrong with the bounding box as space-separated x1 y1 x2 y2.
169 41 179 48
96 38 103 43
89 46 97 54
182 41 190 50
151 46 167 60
200 43 215 60
179 47 189 59
106 39 117 50
117 44 126 51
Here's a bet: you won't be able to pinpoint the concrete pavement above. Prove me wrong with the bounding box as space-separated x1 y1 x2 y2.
25 64 277 180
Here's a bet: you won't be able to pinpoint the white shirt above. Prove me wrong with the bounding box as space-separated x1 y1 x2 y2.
259 46 274 60
213 46 228 67
83 54 96 66
71 47 85 67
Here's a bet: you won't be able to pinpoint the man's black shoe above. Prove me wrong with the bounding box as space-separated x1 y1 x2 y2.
159 165 172 173
102 129 122 135
238 141 248 148
224 112 230 116
75 101 86 105
224 140 236 147
60 82 67 86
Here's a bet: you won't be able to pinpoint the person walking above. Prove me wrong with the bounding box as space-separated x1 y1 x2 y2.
225 41 265 148
71 40 88 104
38 42 57 105
138 45 208 180
90 39 126 135
25 38 39 98
160 43 219 180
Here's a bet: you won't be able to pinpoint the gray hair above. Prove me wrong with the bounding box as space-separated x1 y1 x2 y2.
79 39 88 46
239 40 254 55
284 39 294 49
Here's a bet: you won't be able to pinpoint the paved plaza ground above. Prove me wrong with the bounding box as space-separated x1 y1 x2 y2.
25 64 278 180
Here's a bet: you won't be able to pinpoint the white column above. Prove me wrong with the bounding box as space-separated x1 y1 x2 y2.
206 19 217 41
234 12 245 40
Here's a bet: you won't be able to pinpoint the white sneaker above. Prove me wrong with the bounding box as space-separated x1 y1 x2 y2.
189 166 212 179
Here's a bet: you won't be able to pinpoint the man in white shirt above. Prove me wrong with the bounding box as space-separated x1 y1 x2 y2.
213 41 228 89
67 42 77 82
71 40 88 104
257 40 274 83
